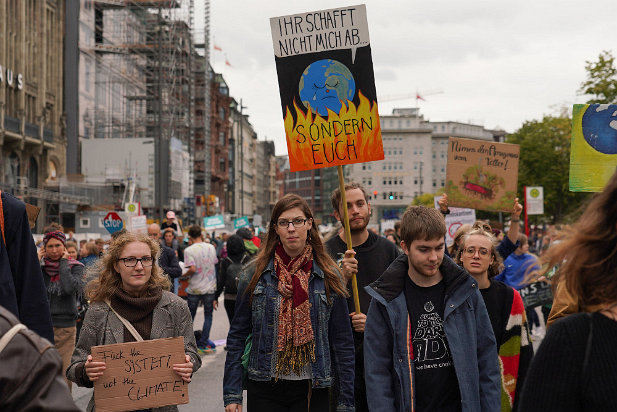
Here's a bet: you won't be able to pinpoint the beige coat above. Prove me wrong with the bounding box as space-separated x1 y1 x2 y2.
67 291 201 412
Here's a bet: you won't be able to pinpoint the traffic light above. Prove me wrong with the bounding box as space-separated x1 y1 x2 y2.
389 192 394 200
373 190 378 199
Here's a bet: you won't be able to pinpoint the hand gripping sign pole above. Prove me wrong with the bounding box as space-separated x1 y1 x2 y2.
338 166 361 314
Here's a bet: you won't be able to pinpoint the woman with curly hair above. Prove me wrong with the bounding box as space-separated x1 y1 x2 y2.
519 169 617 411
66 232 201 412
223 194 354 412
456 228 533 412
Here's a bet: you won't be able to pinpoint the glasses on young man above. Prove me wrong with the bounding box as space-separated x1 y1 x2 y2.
277 218 308 228
118 256 154 267
463 247 490 257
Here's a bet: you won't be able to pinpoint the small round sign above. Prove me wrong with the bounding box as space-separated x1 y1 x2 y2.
127 204 137 213
530 188 540 198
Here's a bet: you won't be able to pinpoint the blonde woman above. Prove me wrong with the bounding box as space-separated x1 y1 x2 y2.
67 232 201 412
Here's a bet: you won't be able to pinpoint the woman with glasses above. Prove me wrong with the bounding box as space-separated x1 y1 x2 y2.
66 232 201 411
455 228 533 412
223 194 355 412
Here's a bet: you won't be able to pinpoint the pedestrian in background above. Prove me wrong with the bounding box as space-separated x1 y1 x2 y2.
456 227 533 411
184 225 219 353
519 169 617 411
40 230 84 391
67 232 200 411
216 234 249 326
148 223 182 292
223 194 354 412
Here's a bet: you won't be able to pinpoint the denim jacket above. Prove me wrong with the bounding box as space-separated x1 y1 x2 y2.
223 257 355 411
364 255 501 412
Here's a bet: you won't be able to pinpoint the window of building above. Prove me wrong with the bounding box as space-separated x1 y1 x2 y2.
219 158 225 172
219 131 225 145
81 218 90 228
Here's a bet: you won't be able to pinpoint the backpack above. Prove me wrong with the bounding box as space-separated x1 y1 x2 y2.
224 254 248 295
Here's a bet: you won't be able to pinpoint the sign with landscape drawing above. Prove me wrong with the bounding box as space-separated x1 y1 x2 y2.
445 137 520 212
270 4 384 172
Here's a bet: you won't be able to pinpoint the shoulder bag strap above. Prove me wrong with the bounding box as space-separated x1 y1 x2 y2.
104 300 144 342
0 324 27 353
0 191 5 245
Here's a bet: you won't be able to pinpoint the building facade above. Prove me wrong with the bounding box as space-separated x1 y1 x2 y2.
346 108 506 225
0 0 84 231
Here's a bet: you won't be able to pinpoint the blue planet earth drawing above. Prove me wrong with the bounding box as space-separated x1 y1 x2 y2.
581 104 617 154
299 59 355 117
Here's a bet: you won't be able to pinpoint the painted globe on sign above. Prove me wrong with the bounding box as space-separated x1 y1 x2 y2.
581 104 617 154
299 59 355 117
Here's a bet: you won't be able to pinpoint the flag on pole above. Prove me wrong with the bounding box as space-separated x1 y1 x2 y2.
214 44 222 52
416 93 425 101
225 59 233 67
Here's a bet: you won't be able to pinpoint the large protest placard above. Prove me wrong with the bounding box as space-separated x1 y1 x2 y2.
270 4 384 172
445 137 520 212
434 195 476 246
91 337 188 412
570 104 617 192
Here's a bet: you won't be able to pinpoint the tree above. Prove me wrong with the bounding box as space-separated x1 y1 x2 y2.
579 50 617 104
411 189 445 207
506 116 590 223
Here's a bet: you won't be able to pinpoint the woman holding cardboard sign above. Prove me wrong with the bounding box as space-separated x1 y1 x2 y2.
67 232 201 412
223 194 355 412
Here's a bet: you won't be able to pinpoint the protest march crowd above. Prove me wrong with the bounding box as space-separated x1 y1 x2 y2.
0 167 616 412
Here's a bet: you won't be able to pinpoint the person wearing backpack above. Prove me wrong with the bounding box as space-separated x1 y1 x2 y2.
217 235 249 325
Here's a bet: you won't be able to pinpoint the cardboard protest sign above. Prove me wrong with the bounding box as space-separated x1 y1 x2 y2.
270 4 383 172
434 196 476 246
91 337 188 412
518 281 553 308
569 104 617 192
445 137 520 212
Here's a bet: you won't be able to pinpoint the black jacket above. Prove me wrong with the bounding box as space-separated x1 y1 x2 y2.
0 192 54 341
159 244 182 279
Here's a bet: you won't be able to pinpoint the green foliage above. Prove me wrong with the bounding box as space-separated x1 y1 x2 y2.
579 50 617 104
506 116 590 223
412 192 439 207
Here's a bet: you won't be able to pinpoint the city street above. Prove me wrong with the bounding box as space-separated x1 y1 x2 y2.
71 297 245 412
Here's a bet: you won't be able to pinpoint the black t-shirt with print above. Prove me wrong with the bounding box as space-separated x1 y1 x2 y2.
404 277 461 412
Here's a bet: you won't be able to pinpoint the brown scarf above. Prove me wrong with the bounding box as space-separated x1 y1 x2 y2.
110 287 162 342
274 243 315 376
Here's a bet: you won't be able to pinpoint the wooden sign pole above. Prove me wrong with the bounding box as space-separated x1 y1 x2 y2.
337 166 361 314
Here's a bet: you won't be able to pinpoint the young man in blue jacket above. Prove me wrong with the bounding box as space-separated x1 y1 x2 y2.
364 206 501 412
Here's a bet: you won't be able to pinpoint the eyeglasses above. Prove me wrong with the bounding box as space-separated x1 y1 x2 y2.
277 218 308 228
463 247 490 257
118 257 154 267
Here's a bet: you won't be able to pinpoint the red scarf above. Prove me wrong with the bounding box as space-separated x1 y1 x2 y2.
274 243 315 376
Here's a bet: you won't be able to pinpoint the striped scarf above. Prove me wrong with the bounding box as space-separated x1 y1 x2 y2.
274 243 315 376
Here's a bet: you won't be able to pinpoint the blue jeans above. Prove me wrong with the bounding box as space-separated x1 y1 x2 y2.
187 292 215 348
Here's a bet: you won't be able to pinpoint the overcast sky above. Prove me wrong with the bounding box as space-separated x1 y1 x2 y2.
202 0 614 155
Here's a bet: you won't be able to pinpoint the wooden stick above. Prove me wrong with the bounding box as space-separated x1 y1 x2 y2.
337 166 361 314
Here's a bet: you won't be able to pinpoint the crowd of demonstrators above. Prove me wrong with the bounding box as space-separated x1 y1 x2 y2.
223 194 354 412
184 225 219 354
455 228 533 411
364 206 501 412
39 229 85 391
325 182 401 411
519 169 617 411
67 232 200 411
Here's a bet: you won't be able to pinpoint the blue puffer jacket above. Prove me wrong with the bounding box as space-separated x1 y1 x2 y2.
364 254 501 412
223 257 355 411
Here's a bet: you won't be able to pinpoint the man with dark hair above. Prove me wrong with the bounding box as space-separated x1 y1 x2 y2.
364 206 500 411
184 225 219 353
148 223 182 292
325 182 401 411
